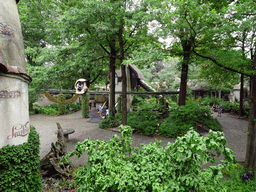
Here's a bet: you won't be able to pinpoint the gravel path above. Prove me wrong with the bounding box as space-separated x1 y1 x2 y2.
30 105 248 168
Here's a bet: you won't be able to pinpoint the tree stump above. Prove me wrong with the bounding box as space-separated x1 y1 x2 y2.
40 123 73 178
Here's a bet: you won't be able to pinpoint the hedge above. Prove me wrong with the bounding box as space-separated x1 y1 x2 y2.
0 126 42 191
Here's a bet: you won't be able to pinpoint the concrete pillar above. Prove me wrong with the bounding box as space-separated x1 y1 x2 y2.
0 0 32 148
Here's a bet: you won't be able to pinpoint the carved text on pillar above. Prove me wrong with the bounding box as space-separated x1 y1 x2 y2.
0 90 21 98
7 121 29 139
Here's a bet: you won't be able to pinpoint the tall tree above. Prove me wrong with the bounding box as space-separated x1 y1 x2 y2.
55 0 160 120
191 0 256 169
160 0 234 106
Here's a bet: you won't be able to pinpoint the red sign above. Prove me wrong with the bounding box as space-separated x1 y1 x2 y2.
7 121 29 140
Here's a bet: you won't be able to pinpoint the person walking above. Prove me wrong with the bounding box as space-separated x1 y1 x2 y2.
93 101 96 109
217 105 223 117
89 101 92 110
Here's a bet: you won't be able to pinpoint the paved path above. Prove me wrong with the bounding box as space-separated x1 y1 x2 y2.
30 106 248 168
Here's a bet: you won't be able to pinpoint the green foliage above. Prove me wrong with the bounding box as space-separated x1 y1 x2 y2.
201 96 222 106
57 94 66 115
159 103 221 138
220 164 256 191
221 102 236 113
131 94 150 108
0 126 42 191
99 116 117 129
66 102 81 112
62 126 236 192
128 99 160 136
82 95 89 118
158 96 166 112
32 102 43 113
117 96 122 113
42 106 58 116
31 102 81 116
221 163 243 176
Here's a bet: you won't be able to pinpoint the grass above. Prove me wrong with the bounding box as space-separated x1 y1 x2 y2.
220 163 256 192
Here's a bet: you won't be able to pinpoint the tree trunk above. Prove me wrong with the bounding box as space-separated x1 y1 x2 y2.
109 48 116 118
121 65 127 125
118 25 127 125
245 75 256 170
178 41 191 106
179 63 189 106
239 74 244 117
245 48 256 170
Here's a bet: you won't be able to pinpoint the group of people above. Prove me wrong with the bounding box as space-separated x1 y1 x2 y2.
211 104 223 117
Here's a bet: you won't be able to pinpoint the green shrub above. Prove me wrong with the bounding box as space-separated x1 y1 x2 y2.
0 126 42 191
231 104 239 114
127 99 160 136
42 106 58 115
99 116 116 129
159 103 221 138
57 94 66 115
158 96 166 112
32 102 43 114
220 163 256 191
132 95 149 107
82 95 89 118
201 96 222 106
221 102 234 113
62 126 236 192
65 94 73 100
49 103 59 110
66 102 81 112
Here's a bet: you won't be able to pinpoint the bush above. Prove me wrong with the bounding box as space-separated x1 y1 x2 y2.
42 106 58 115
131 95 149 107
99 116 116 129
62 126 236 192
158 96 167 112
82 95 89 118
220 102 233 113
57 94 66 115
66 102 81 112
32 102 43 114
0 126 42 191
201 96 222 106
49 103 59 110
220 163 256 191
231 104 240 114
159 103 221 138
127 99 160 136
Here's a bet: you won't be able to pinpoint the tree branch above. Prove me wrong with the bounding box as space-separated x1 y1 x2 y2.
193 48 251 77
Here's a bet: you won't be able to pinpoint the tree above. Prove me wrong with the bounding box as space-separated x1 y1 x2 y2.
191 0 256 169
160 0 234 106
141 59 180 91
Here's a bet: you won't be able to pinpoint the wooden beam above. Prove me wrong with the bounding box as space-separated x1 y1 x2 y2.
42 89 179 95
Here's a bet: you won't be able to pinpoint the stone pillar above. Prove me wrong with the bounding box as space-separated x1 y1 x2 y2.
0 0 32 148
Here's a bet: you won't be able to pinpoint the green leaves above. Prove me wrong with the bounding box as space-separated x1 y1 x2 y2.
0 126 42 191
63 125 236 191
